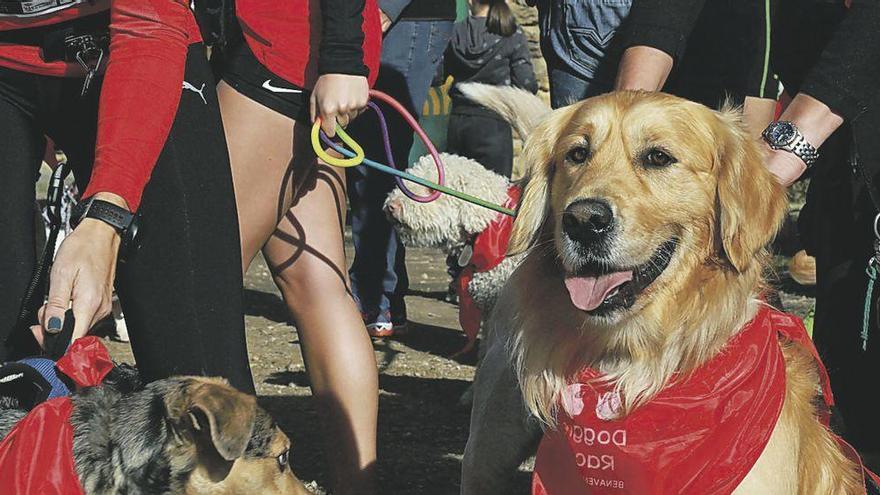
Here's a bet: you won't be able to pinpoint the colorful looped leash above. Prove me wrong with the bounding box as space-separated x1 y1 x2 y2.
309 123 365 168
311 90 443 202
310 90 516 216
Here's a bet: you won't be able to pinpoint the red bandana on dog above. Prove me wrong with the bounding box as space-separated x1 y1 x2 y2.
0 337 113 495
457 185 521 354
532 305 834 494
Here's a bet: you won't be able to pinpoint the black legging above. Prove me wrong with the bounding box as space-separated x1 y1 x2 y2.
0 44 255 394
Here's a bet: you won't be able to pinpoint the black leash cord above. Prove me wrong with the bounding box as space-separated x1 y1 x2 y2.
6 162 72 352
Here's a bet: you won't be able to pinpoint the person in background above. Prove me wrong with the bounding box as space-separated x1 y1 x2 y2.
768 0 880 471
444 0 539 178
614 0 810 313
346 0 456 338
527 0 631 108
203 0 382 491
614 0 880 471
439 0 537 305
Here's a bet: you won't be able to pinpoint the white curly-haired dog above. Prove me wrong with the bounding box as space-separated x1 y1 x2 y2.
385 152 522 327
384 84 550 354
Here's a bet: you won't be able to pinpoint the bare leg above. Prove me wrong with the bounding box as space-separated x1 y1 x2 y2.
218 82 378 494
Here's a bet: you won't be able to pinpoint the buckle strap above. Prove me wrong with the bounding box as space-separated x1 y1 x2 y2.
0 0 85 18
0 10 108 51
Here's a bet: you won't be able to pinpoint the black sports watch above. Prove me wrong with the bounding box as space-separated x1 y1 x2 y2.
72 197 136 235
72 197 139 257
762 121 820 168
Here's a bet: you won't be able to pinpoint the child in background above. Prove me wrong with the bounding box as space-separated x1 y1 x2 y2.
443 0 538 178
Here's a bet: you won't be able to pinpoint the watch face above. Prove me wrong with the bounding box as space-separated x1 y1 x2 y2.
766 122 797 146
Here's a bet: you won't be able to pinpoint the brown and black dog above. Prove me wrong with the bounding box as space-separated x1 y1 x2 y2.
1 373 310 494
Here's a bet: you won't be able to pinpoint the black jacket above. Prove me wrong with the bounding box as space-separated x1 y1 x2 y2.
617 0 779 106
618 0 880 121
443 16 538 115
384 0 457 21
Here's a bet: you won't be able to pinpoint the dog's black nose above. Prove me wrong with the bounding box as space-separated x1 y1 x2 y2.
563 199 614 245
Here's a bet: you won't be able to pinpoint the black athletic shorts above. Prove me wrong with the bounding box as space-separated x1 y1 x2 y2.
217 35 311 123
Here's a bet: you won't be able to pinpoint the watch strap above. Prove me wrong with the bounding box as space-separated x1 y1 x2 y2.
790 134 820 167
763 121 820 168
73 198 134 233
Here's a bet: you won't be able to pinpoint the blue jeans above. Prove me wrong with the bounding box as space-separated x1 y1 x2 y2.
548 66 613 108
537 0 630 91
536 0 630 108
346 19 453 323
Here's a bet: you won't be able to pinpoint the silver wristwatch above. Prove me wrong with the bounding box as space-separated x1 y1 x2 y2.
762 121 820 168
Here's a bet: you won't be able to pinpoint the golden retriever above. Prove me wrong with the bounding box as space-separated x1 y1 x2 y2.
495 90 861 493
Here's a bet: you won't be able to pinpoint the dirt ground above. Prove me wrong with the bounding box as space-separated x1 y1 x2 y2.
103 231 815 494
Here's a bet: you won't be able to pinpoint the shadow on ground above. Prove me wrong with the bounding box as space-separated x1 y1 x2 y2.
393 322 478 366
244 288 289 323
406 288 449 303
259 371 532 494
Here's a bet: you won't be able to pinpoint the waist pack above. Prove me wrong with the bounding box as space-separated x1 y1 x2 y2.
0 0 89 18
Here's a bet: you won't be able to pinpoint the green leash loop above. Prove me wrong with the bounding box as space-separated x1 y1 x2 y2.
863 262 876 351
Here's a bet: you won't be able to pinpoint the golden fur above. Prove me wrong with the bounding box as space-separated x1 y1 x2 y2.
505 91 862 493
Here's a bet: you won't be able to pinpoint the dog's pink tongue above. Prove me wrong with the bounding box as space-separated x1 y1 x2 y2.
564 271 633 311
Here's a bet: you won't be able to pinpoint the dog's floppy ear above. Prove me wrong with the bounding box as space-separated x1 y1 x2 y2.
509 106 576 255
168 377 258 461
714 107 786 272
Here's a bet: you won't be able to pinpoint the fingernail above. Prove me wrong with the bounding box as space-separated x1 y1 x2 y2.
47 316 62 332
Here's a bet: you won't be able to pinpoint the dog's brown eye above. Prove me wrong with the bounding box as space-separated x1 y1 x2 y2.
277 450 289 472
645 149 675 168
567 146 590 164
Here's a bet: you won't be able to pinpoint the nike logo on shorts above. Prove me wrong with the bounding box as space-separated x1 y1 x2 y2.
262 80 303 94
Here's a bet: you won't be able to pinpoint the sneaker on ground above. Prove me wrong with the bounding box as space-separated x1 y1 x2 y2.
366 321 394 338
363 310 408 338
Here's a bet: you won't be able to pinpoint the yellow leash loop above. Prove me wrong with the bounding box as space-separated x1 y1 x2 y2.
310 119 365 168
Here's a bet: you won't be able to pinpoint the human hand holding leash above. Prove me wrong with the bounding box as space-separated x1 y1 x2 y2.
31 192 126 351
310 73 369 138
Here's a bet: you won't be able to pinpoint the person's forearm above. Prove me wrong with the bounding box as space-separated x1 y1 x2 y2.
614 46 674 92
319 0 368 77
83 0 192 212
763 93 845 187
742 97 778 139
779 93 845 150
799 0 880 123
